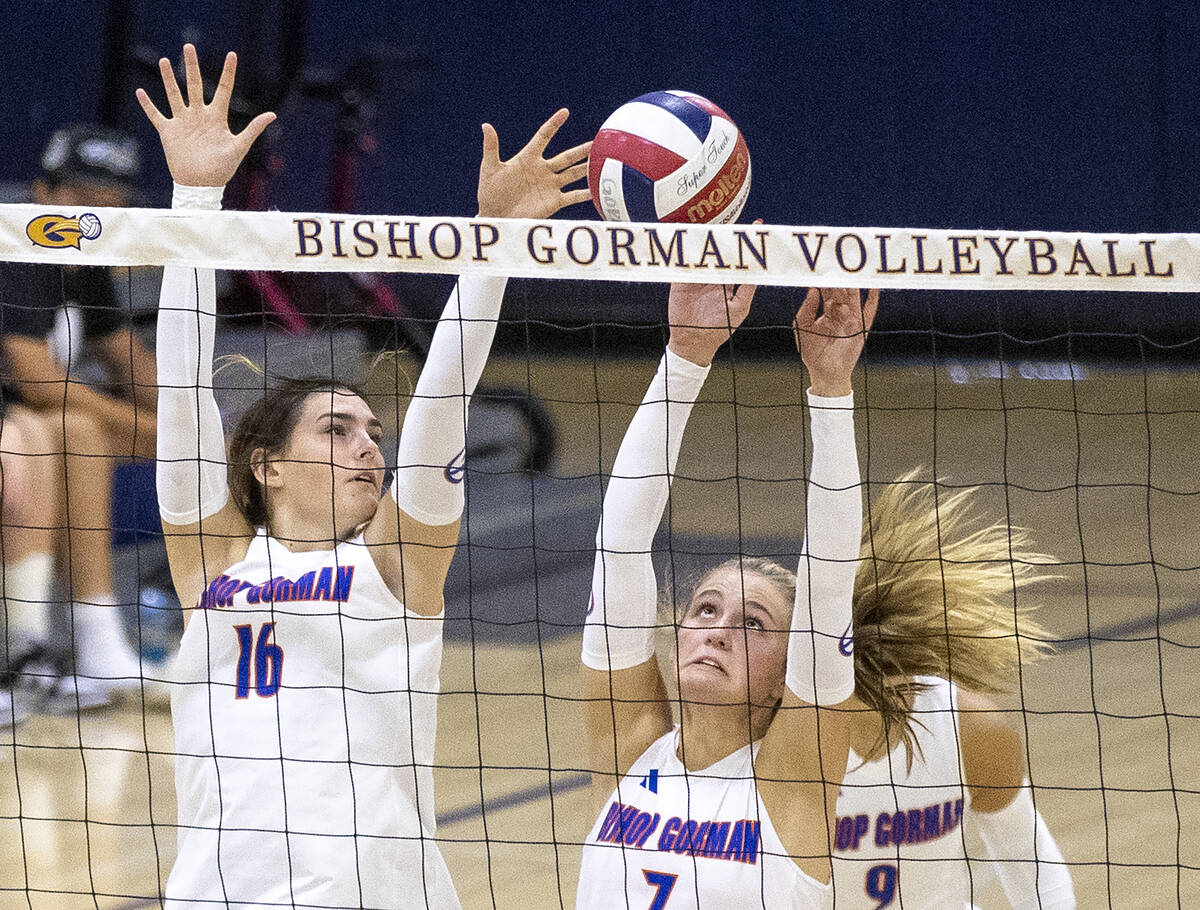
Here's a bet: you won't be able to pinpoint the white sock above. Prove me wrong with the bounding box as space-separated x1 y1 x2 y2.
71 594 143 682
2 553 54 652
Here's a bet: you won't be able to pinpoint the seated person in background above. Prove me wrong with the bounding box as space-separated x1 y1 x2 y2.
0 124 157 706
0 400 121 716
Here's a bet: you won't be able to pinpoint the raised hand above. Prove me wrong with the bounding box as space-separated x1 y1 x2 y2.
793 287 880 397
666 281 757 367
477 109 591 219
135 44 275 188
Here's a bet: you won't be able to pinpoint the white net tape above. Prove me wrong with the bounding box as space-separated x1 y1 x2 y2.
2 202 1196 290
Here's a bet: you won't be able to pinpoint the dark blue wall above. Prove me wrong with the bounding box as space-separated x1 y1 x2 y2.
2 2 1198 357
3 1 1197 230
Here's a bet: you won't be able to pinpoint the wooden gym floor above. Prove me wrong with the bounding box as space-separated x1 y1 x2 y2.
1 356 1197 909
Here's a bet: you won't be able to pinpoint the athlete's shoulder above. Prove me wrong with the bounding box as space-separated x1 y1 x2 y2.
958 689 1025 812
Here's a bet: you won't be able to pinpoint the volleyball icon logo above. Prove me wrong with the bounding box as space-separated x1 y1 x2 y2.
77 212 102 241
588 91 751 224
25 212 104 249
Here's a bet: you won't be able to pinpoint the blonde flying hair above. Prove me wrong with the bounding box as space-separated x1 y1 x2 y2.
680 470 1056 765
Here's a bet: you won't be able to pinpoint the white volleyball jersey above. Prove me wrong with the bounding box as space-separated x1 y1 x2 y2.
166 530 460 910
827 677 984 910
577 727 829 910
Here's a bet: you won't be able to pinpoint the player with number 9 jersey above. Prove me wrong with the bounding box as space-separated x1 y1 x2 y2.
828 678 976 909
827 675 1076 910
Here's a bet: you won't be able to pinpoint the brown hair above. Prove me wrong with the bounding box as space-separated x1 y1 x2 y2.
227 377 367 530
675 471 1056 766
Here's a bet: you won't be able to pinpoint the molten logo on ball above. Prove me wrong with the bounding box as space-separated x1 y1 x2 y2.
686 143 750 225
26 212 103 249
588 90 751 224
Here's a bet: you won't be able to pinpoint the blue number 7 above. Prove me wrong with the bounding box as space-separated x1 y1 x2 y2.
865 863 898 908
642 870 678 910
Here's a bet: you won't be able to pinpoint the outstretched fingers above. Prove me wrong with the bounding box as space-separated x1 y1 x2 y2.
560 187 592 208
794 287 821 330
523 108 570 159
861 288 880 333
793 294 814 351
211 51 238 116
548 139 592 172
158 55 186 116
135 88 166 129
480 123 500 168
823 288 877 335
724 283 756 330
183 43 206 107
234 111 278 152
734 282 758 311
556 160 589 187
135 43 275 188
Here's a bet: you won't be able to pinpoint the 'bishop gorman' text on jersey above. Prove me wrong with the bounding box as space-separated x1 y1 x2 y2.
592 800 761 864
199 565 356 609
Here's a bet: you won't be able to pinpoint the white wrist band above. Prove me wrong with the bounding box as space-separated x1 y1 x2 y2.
155 185 230 524
786 390 860 706
582 349 710 671
171 183 224 210
392 274 508 526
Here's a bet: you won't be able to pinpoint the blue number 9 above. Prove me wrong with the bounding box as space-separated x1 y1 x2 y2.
865 863 897 908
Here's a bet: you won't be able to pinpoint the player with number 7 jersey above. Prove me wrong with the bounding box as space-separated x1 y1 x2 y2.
576 283 879 909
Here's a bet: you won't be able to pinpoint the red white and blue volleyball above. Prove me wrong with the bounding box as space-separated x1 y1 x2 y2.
589 91 751 224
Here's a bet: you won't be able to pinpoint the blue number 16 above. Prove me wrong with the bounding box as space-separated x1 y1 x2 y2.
234 623 284 698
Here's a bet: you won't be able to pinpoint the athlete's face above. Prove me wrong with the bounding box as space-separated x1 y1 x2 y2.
266 390 386 535
674 566 791 709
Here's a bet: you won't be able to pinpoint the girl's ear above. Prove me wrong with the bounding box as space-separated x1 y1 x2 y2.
251 447 282 489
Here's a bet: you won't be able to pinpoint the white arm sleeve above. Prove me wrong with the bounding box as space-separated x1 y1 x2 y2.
974 784 1077 910
786 390 861 706
392 274 508 526
582 348 710 671
155 183 229 525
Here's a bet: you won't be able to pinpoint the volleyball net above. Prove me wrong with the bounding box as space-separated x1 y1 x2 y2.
0 205 1196 908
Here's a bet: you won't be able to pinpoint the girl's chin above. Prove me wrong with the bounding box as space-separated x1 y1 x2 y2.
678 679 779 711
678 679 749 707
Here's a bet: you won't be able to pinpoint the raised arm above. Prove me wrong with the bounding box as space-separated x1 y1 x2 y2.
753 287 877 884
369 110 591 615
137 45 275 605
758 287 878 774
785 287 878 709
581 281 755 779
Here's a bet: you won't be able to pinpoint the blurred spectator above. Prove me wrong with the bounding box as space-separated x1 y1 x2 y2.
0 124 158 714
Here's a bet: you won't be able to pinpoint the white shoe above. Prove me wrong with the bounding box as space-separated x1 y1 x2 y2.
72 601 174 707
6 645 113 715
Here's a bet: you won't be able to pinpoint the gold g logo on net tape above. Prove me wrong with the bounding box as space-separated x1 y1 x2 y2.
26 212 103 249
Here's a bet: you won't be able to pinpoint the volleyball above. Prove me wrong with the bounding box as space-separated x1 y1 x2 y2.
588 91 751 224
77 212 102 241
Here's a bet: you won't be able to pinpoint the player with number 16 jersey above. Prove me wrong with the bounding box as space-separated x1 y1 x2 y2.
138 43 593 909
169 531 452 908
